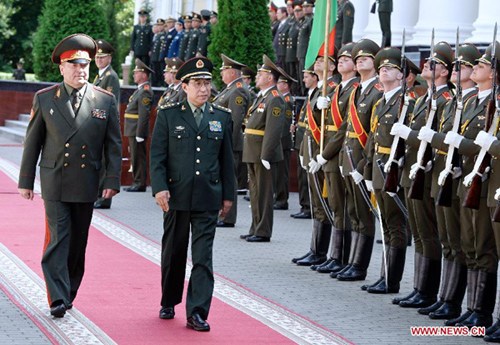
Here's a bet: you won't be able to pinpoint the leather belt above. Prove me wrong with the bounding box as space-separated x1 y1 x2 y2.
298 121 308 128
244 128 265 136
325 125 338 132
347 131 358 138
375 143 391 154
436 150 447 155
124 113 139 119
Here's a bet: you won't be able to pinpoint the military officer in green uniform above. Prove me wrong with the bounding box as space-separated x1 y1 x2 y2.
377 0 393 47
151 57 235 332
186 13 201 60
417 44 480 320
130 9 153 66
241 55 285 242
93 39 121 209
151 19 166 86
213 54 251 227
335 0 355 50
158 58 185 108
18 34 122 318
124 59 154 192
179 15 192 61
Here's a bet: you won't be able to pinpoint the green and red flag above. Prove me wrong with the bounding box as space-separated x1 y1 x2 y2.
304 0 338 68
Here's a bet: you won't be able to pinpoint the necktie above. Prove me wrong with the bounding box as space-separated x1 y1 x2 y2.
194 107 202 127
71 89 82 116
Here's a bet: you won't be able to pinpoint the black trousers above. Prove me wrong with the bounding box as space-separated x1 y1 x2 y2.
161 209 218 319
42 200 94 306
128 136 147 187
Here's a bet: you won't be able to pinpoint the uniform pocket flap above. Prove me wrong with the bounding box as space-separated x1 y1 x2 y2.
167 171 180 183
210 172 220 183
39 158 56 168
207 132 223 140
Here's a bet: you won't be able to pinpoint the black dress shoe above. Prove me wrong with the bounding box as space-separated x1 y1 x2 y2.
240 234 251 240
418 300 443 315
291 211 312 219
337 265 367 281
445 310 473 326
246 235 270 242
367 279 400 294
392 289 417 305
428 302 461 320
94 197 111 209
316 259 344 274
273 203 288 210
485 328 500 342
124 185 146 192
291 251 312 264
330 264 351 278
159 307 175 319
50 301 67 318
456 312 493 329
398 292 436 308
296 254 326 266
486 320 500 336
311 258 332 271
216 221 235 228
187 313 210 331
361 277 384 291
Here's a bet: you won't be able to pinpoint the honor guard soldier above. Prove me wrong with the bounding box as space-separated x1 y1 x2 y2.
290 64 318 219
443 42 500 330
417 44 479 320
362 47 412 293
179 15 192 61
377 0 393 47
158 58 185 108
124 59 154 192
197 10 212 57
335 0 354 50
391 42 454 309
93 39 121 209
186 12 201 59
240 55 286 242
274 6 289 69
274 67 297 210
293 53 337 266
131 9 153 66
18 34 122 317
150 57 235 332
151 19 166 86
213 54 252 228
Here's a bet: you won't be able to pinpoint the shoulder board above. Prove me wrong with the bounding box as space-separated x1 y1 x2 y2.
284 95 291 102
236 82 243 88
352 82 360 88
271 90 280 97
93 85 113 97
328 81 336 88
159 102 180 110
105 71 111 76
143 84 150 91
36 84 58 96
374 98 383 107
374 83 384 92
441 91 452 101
212 103 231 113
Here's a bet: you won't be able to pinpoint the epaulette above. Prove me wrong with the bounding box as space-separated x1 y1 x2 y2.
374 83 384 92
236 82 243 88
284 95 291 102
328 81 336 88
212 103 231 113
441 91 452 101
271 90 279 97
105 71 111 76
159 102 180 110
143 84 150 91
352 82 360 88
93 85 113 97
37 84 58 96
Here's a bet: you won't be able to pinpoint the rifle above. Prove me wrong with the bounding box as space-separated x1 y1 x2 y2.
462 23 499 209
384 29 408 193
408 29 437 200
436 27 462 207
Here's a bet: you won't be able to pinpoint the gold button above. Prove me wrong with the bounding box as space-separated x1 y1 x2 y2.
64 163 68 167
81 164 86 168
65 143 70 148
64 153 69 157
81 154 86 158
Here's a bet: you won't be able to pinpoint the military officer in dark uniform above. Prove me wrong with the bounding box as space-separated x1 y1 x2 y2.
335 0 355 50
130 9 153 66
124 59 154 192
167 19 185 58
274 7 289 69
158 58 185 108
270 2 279 41
241 55 286 242
179 15 192 61
18 34 122 318
151 57 234 332
93 39 121 210
213 54 252 227
377 0 393 47
286 2 305 94
150 19 166 86
160 17 176 70
186 13 201 60
241 66 257 103
197 10 212 57
296 1 313 95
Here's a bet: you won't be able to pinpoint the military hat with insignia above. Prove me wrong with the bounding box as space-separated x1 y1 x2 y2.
352 38 380 61
165 17 176 24
427 41 454 71
476 41 500 68
302 63 317 76
192 12 202 22
183 14 192 22
241 66 256 79
258 54 282 80
176 56 213 81
220 54 247 70
269 2 278 12
167 57 184 73
200 9 211 20
303 0 315 6
277 66 298 84
454 43 481 67
338 42 356 59
293 0 303 11
211 11 218 18
52 33 97 64
375 47 403 71
95 39 115 57
134 58 154 74
155 18 165 25
138 8 149 16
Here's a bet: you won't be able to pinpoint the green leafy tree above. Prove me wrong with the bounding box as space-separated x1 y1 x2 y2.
208 0 274 88
0 0 18 71
33 0 110 81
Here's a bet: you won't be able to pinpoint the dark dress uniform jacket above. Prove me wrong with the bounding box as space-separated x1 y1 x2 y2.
18 83 122 202
281 93 295 150
243 86 286 163
213 78 251 152
179 30 190 60
150 102 235 210
335 1 354 49
94 65 120 104
297 16 313 61
275 19 290 62
186 28 199 59
151 32 165 62
158 83 185 108
197 23 211 56
161 28 176 60
286 17 302 64
124 82 154 138
131 24 153 56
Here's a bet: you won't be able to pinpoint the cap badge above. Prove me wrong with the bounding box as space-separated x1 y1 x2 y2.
196 59 204 69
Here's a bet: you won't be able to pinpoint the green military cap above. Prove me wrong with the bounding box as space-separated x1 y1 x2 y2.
200 9 211 20
241 66 256 79
176 56 213 81
192 12 202 21
134 58 154 74
138 9 148 16
155 18 165 25
277 66 298 84
269 2 278 12
163 58 171 72
338 42 356 58
168 57 184 72
375 47 403 71
303 0 315 7
52 33 97 64
211 11 218 18
427 41 454 69
220 54 246 70
258 54 282 80
95 39 114 57
454 43 481 67
302 63 317 75
352 39 380 61
183 15 192 22
476 41 500 67
407 58 421 75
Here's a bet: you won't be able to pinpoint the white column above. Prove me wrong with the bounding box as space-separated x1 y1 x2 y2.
350 0 370 41
468 0 500 43
410 0 478 45
360 4 381 43
390 0 420 45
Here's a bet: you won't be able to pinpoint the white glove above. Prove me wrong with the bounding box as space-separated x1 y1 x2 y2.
316 96 331 110
261 159 271 170
387 192 396 197
390 123 411 140
495 188 500 201
299 155 306 169
365 180 373 192
474 130 496 151
136 136 145 143
418 127 436 143
452 166 462 179
308 159 322 174
444 131 464 149
350 170 364 185
409 162 422 180
316 154 328 165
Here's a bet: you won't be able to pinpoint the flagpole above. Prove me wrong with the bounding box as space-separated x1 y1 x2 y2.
320 0 332 153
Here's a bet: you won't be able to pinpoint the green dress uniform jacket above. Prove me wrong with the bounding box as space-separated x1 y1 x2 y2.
186 28 199 59
179 29 190 60
285 17 302 64
131 24 153 57
335 0 354 49
124 82 154 138
158 83 186 108
151 32 165 62
19 82 122 201
93 64 121 104
197 22 211 56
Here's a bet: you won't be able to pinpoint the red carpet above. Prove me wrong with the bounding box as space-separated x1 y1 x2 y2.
0 170 295 344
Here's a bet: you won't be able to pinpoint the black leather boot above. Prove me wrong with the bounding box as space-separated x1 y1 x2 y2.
331 231 358 278
317 229 347 273
367 246 406 294
419 259 453 315
362 256 385 290
485 301 500 336
392 252 421 305
337 234 374 281
457 270 496 329
297 221 328 266
399 256 440 308
429 260 466 320
444 269 477 326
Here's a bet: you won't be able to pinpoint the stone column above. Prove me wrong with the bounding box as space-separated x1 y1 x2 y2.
468 0 500 43
350 0 370 42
